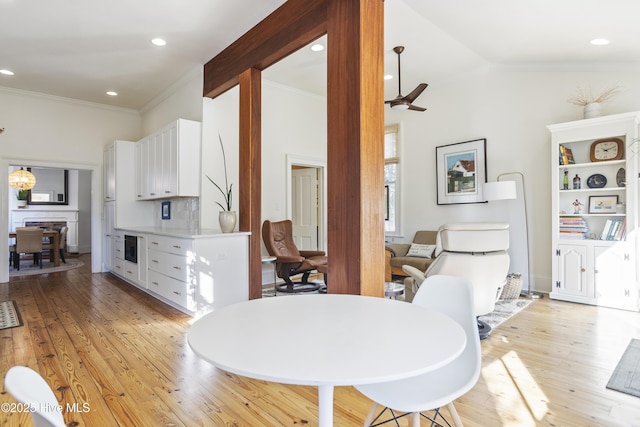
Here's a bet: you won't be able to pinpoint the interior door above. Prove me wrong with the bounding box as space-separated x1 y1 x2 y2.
292 167 318 250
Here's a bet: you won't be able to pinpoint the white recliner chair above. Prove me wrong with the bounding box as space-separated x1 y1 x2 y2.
403 222 510 339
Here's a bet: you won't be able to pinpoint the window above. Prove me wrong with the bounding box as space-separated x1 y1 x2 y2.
385 124 400 234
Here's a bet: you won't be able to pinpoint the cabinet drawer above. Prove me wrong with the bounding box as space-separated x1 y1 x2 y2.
148 270 195 311
123 260 138 283
111 258 125 276
146 235 192 256
114 238 124 260
148 249 190 282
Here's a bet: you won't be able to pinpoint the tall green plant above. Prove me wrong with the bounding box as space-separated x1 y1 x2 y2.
206 134 233 211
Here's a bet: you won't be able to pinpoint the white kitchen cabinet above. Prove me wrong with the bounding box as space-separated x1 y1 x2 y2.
548 112 640 311
135 119 201 200
113 230 251 316
102 140 153 273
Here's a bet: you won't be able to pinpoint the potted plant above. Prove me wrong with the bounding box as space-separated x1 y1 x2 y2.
16 189 28 208
206 134 235 233
567 84 620 119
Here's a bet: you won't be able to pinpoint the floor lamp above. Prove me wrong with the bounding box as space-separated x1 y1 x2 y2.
494 172 542 298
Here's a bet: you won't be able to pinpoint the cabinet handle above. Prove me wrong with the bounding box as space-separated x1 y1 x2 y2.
151 281 159 286
150 193 156 196
172 245 181 249
173 266 181 270
151 241 159 245
594 269 599 274
151 259 159 263
581 268 586 272
173 291 181 296
105 196 112 199
126 270 133 274
137 195 143 198
165 191 171 194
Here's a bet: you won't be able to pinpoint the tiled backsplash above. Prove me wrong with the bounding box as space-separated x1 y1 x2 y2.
153 197 199 231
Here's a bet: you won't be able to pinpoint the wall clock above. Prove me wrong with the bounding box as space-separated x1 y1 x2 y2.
590 138 624 162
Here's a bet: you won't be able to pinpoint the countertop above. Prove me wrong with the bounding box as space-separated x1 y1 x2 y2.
116 226 251 239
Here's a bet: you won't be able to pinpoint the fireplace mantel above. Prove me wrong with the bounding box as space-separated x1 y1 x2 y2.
11 210 79 253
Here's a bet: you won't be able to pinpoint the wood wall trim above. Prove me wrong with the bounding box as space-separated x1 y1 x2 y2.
238 68 263 300
203 0 327 99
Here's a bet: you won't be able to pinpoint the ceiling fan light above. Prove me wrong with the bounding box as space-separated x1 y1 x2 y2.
391 102 409 110
9 167 36 190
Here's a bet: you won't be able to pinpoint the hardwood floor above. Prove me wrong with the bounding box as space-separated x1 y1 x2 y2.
1 255 639 426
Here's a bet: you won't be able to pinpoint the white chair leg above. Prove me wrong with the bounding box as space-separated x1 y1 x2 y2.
363 403 379 427
446 402 464 427
411 412 421 427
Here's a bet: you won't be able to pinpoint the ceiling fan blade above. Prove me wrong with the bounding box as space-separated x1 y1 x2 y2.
408 104 427 112
404 83 428 103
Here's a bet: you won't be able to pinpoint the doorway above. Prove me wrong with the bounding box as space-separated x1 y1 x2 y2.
286 155 326 251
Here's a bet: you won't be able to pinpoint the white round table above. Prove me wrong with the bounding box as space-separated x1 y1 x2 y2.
188 294 466 427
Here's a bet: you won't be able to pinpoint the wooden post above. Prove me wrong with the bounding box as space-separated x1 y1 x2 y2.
238 68 263 300
326 0 385 296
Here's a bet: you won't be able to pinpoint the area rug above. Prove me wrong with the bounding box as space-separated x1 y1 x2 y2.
9 259 83 278
0 301 23 330
478 298 532 330
606 338 640 398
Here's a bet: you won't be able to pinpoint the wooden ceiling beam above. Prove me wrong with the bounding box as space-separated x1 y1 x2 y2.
203 0 327 99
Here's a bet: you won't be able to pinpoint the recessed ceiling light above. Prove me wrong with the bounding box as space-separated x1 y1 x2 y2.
310 43 324 52
152 38 167 46
106 91 118 96
384 74 393 80
0 69 15 76
590 38 610 46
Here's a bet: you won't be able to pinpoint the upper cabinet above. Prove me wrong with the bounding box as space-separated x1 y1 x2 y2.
135 119 202 200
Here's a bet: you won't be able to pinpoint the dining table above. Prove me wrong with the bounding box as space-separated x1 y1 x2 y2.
187 294 466 427
9 229 61 267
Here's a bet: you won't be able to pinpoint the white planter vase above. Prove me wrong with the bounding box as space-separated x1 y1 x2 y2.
16 200 27 209
584 102 601 119
219 211 237 233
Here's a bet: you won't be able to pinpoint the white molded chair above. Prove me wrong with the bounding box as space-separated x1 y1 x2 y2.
356 275 481 427
4 366 66 427
404 222 510 339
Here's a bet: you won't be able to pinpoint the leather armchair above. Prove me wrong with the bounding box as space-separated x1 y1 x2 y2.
262 220 327 293
408 222 510 339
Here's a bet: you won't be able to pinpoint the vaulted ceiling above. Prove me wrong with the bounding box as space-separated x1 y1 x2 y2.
1 0 638 110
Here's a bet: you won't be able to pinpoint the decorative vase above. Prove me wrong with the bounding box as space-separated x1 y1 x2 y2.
219 211 236 233
584 102 601 119
16 200 27 209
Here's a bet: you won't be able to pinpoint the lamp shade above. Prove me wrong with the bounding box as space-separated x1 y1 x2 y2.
484 180 516 202
9 167 36 190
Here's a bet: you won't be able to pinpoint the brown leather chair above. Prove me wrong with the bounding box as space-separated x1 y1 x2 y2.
262 220 327 293
13 227 44 270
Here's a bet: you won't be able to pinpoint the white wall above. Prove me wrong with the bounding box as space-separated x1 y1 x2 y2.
0 87 141 282
200 80 327 232
387 67 640 293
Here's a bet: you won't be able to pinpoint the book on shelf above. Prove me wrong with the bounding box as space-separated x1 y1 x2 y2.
599 218 626 241
559 216 588 239
558 145 575 165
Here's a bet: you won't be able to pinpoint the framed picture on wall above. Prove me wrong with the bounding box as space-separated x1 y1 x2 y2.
436 138 487 205
161 201 171 220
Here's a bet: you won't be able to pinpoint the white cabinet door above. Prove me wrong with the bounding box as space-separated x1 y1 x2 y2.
594 243 639 311
556 244 589 299
135 140 147 200
104 144 116 201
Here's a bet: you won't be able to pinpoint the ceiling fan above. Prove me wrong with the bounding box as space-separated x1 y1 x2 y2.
385 46 428 111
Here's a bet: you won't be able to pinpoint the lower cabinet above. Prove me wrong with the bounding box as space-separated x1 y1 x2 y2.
552 241 639 311
110 230 249 316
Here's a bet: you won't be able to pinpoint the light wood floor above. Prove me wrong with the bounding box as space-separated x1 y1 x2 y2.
1 255 639 426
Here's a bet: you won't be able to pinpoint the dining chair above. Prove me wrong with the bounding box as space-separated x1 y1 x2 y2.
43 226 68 264
13 227 45 270
4 366 66 427
355 275 481 427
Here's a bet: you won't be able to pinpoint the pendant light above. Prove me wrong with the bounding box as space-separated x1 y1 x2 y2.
9 167 36 190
